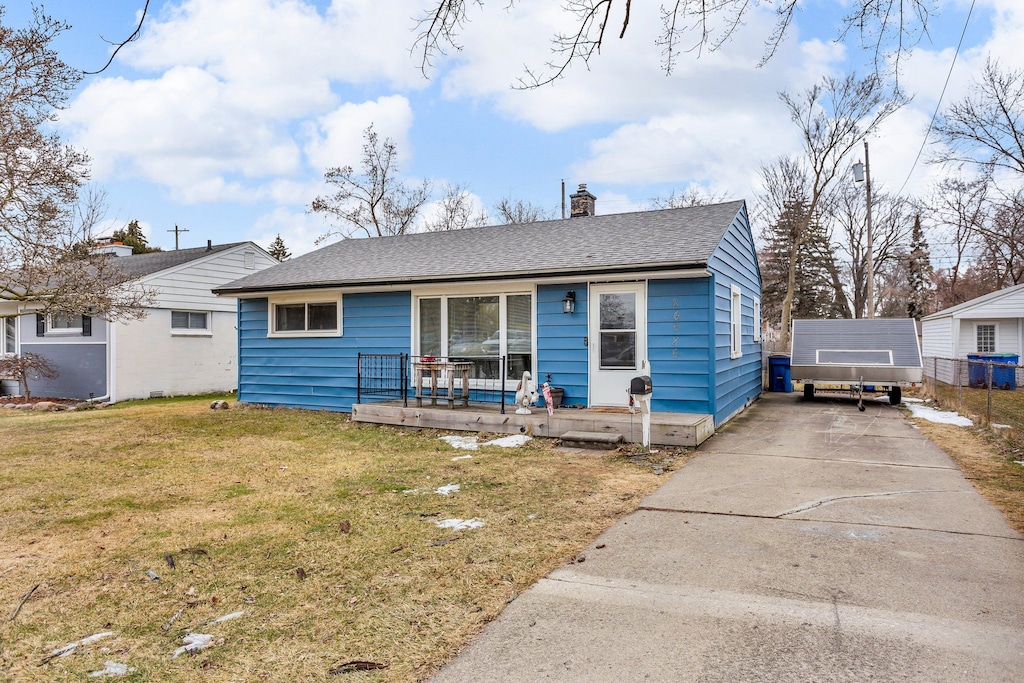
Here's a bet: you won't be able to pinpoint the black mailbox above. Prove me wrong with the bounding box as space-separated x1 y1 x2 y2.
630 375 652 395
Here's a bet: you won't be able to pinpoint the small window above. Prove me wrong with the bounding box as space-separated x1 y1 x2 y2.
171 311 209 331
3 317 15 354
51 314 84 331
268 295 342 337
977 324 996 353
730 285 742 359
753 298 761 342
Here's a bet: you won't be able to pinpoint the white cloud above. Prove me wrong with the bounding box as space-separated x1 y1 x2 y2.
303 96 415 172
250 207 329 256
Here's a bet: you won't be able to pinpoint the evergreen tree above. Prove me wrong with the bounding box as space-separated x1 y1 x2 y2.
905 214 933 319
111 220 160 254
268 234 291 261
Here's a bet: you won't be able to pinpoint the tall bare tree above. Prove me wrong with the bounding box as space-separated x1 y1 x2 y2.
830 180 913 317
422 182 488 232
649 187 730 209
415 1 934 86
924 176 987 306
0 9 151 320
773 73 904 345
310 125 432 242
935 58 1024 177
492 197 556 224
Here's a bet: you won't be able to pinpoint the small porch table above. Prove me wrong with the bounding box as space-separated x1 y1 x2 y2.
412 360 473 408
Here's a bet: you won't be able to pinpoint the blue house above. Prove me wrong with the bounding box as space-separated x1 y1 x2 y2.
215 189 762 445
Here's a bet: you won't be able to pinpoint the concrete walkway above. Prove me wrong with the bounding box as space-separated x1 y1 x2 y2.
430 393 1024 682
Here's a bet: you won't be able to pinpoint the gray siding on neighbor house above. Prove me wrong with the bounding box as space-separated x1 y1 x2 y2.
18 343 107 399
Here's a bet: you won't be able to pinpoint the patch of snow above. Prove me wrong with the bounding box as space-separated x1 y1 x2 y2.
441 434 533 450
451 455 473 461
906 404 974 426
992 423 1012 429
436 518 485 530
902 397 925 403
88 662 133 677
172 633 213 658
1014 461 1024 467
441 435 480 450
210 611 244 624
435 484 460 496
486 434 532 448
48 643 78 659
80 632 115 646
402 488 419 494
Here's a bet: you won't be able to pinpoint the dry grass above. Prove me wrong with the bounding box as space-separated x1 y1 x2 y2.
0 396 680 681
908 411 1024 536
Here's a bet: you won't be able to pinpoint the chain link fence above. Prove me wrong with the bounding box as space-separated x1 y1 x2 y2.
922 356 1024 450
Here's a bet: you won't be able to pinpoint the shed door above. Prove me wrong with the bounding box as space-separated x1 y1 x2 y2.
589 283 646 407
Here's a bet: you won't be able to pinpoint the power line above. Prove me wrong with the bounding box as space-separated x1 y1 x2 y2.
894 0 977 198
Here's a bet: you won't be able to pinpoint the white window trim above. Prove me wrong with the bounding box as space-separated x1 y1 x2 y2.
171 310 213 337
267 292 343 338
730 285 742 359
753 298 761 343
412 287 536 390
974 321 997 354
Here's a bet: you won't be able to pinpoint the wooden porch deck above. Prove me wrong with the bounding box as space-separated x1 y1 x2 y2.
350 401 715 447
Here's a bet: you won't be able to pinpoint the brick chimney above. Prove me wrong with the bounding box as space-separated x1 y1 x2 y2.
570 183 596 217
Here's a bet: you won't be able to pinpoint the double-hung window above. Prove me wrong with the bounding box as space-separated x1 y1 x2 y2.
3 317 15 354
730 285 742 359
268 294 342 337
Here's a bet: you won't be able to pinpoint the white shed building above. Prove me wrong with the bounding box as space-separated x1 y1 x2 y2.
920 283 1024 383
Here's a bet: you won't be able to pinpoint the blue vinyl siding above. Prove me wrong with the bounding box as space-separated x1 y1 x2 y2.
238 292 411 412
536 283 588 406
647 278 713 414
707 204 762 425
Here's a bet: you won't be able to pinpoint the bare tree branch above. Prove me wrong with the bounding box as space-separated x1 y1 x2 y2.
83 0 150 75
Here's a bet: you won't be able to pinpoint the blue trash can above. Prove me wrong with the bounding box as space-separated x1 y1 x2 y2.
967 353 1019 389
768 355 792 393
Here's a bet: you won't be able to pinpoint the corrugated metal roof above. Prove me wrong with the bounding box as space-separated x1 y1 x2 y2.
214 201 746 294
791 318 922 368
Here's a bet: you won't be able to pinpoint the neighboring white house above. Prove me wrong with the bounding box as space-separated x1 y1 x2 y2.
921 283 1024 383
1 241 278 401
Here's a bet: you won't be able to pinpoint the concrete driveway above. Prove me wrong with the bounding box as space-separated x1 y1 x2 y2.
429 393 1024 682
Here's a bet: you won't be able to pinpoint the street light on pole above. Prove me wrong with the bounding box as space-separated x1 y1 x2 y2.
852 141 873 319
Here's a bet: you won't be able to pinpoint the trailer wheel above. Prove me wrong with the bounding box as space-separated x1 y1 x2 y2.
888 386 901 405
803 383 814 400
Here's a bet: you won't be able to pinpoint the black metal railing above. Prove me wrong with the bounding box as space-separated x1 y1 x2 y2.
357 353 408 407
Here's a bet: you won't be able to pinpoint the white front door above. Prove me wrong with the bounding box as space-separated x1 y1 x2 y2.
589 282 646 407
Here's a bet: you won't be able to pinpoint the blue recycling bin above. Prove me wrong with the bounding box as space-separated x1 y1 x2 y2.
967 353 1019 389
768 355 792 393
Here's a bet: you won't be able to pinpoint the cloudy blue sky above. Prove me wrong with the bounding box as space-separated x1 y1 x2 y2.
8 1 1021 255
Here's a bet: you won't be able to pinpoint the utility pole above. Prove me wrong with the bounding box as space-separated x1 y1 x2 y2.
167 224 189 250
864 141 873 319
852 141 874 318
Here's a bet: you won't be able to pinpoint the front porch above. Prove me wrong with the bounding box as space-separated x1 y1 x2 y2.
350 401 715 447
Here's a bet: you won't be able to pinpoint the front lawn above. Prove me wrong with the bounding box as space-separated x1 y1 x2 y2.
0 397 674 681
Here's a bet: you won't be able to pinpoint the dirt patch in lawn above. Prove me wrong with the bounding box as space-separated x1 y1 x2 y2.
910 417 1024 536
0 397 682 682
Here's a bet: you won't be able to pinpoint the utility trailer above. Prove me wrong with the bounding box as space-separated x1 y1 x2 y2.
790 318 923 410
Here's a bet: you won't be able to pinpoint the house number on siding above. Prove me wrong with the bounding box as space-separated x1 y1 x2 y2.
672 298 679 358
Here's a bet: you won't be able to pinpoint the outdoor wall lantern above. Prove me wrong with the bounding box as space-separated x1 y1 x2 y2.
562 290 576 314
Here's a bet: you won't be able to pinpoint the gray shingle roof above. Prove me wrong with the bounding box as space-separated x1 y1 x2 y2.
214 201 746 294
113 242 246 278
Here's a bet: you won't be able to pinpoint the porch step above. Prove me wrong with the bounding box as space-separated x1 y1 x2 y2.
560 431 624 449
